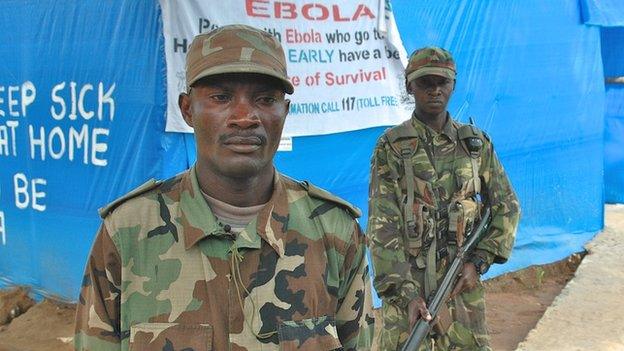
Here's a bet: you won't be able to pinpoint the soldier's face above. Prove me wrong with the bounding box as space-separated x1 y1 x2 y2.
408 75 454 117
179 73 289 179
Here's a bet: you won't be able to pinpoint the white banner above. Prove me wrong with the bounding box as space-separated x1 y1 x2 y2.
160 0 412 136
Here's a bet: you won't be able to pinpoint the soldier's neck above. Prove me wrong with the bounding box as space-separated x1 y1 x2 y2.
195 164 274 207
414 110 448 133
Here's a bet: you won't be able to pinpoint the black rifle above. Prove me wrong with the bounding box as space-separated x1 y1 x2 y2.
400 207 492 351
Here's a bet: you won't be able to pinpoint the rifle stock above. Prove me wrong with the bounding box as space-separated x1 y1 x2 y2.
400 208 492 351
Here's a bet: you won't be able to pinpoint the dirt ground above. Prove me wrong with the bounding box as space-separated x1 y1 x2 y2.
0 292 74 351
484 254 582 350
0 255 581 351
515 205 624 351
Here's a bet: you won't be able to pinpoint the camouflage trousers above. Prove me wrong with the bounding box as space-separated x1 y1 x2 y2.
376 282 491 351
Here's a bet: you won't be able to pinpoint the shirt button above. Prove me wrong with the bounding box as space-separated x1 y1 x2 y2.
223 224 232 233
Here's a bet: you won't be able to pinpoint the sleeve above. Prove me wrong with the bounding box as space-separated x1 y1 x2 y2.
366 137 421 308
335 222 375 351
74 222 122 350
476 141 521 265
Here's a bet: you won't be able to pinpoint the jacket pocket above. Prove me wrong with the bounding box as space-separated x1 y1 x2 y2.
278 316 342 351
447 198 479 247
401 176 436 258
129 323 212 351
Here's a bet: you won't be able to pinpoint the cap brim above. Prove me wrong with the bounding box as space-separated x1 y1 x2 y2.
406 67 456 83
189 62 294 94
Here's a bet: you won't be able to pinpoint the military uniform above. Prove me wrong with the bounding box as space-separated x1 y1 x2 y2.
368 112 520 351
75 23 374 351
75 167 374 350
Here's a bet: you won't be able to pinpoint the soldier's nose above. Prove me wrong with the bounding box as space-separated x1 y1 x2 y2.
228 100 260 129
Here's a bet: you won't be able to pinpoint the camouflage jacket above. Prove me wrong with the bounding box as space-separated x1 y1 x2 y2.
75 166 374 351
367 114 520 308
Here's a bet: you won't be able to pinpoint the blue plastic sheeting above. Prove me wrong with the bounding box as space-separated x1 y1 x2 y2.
0 1 182 300
0 0 608 305
183 0 606 307
581 0 624 27
605 85 624 203
377 0 605 284
601 28 624 77
602 28 624 203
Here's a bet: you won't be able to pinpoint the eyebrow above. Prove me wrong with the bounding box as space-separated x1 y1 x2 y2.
418 77 450 84
203 82 283 94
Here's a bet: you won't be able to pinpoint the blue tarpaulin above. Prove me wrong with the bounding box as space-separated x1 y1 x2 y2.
602 27 624 76
602 27 624 204
291 0 607 305
581 0 624 27
0 1 181 299
0 0 611 304
605 84 624 204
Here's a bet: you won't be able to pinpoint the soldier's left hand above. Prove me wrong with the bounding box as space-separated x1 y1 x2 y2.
450 262 479 298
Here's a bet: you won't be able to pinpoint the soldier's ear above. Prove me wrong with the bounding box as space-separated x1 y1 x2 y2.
178 92 193 128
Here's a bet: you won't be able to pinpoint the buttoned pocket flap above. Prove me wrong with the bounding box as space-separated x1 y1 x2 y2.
129 323 212 351
278 316 342 351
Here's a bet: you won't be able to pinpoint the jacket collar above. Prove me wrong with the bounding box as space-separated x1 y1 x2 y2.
411 112 457 143
178 166 290 257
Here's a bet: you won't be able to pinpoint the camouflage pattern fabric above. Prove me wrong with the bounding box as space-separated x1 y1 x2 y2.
405 47 456 84
75 166 374 350
185 24 294 93
367 114 520 350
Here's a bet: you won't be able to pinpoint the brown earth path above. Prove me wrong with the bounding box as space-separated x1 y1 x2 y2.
0 221 600 351
515 205 624 351
0 259 579 351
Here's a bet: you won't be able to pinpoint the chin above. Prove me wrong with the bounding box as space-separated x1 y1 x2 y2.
220 160 269 179
425 107 446 115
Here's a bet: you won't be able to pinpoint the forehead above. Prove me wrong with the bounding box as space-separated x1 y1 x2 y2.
415 75 451 84
193 73 285 92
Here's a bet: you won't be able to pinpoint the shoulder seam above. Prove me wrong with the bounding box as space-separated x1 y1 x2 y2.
299 181 361 218
384 119 419 143
98 179 161 219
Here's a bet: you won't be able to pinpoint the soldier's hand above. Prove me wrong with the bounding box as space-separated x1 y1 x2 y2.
408 297 432 329
450 262 479 299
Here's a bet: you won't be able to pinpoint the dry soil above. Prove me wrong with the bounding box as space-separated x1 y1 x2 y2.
0 253 581 351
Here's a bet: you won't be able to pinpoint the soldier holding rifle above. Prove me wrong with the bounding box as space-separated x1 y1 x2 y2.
367 47 520 351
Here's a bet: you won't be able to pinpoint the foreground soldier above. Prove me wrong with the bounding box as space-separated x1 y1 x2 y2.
75 25 374 351
367 47 520 350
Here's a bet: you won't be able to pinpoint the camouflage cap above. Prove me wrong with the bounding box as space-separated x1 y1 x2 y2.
186 24 294 94
405 47 456 84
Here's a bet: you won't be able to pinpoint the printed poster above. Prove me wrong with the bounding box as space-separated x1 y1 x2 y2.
160 0 412 136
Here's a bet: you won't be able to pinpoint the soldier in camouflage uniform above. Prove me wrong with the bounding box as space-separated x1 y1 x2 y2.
75 25 374 351
367 47 520 350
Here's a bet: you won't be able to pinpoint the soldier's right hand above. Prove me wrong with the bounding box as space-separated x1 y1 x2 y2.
408 297 432 329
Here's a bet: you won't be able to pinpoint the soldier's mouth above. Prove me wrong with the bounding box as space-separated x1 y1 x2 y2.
222 135 264 153
224 136 263 145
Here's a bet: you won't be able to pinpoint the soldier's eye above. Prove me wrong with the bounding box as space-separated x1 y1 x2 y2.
210 94 231 102
415 78 451 90
415 81 434 89
257 96 277 105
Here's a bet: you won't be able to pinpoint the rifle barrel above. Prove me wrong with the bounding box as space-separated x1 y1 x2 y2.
400 208 491 351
